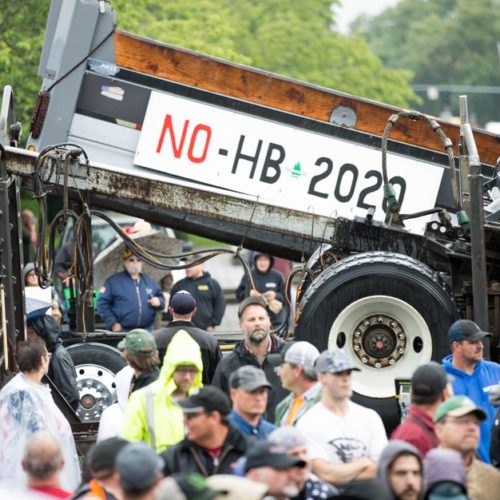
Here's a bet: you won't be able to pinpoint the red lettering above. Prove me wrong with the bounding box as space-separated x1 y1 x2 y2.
156 115 190 157
187 124 212 163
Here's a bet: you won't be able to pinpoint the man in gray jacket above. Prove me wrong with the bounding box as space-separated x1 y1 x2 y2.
376 440 422 500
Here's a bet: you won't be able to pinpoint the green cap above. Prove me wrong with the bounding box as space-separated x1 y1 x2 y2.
434 395 487 423
118 329 156 357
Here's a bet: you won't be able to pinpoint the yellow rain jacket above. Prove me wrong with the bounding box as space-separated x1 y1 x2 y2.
122 329 203 452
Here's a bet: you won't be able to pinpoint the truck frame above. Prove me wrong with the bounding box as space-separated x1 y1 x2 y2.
1 0 499 438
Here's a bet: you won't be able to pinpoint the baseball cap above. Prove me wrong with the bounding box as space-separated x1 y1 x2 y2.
177 386 232 416
237 296 268 318
244 441 306 472
448 319 492 343
411 362 451 400
122 247 135 259
116 442 164 491
229 365 273 392
315 348 361 374
434 395 487 423
170 291 197 315
268 341 320 368
117 329 156 357
155 473 221 500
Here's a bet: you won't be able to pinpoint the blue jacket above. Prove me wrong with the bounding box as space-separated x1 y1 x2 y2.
442 355 500 463
97 271 165 331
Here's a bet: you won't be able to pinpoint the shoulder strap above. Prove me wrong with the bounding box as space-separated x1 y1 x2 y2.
406 414 438 447
144 386 156 451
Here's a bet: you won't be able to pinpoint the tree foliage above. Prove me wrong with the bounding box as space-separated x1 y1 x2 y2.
0 0 50 136
355 0 500 126
1 0 418 141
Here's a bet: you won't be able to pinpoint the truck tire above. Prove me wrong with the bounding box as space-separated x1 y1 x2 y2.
294 251 460 433
67 342 126 422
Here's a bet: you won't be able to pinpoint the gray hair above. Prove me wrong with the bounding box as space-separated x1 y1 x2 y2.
268 426 308 450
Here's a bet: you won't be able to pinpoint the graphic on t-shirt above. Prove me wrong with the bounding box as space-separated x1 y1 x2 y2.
327 438 367 463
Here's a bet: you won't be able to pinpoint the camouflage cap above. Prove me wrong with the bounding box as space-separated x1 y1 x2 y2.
315 348 361 374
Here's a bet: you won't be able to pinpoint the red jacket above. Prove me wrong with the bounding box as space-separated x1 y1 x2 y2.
391 405 438 457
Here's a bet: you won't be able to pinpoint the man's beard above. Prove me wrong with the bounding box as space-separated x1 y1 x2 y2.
397 486 419 500
125 263 142 275
248 328 269 344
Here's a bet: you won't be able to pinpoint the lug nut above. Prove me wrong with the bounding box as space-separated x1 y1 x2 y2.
354 345 361 351
361 357 368 363
389 359 395 365
375 362 382 368
377 316 384 323
354 331 361 337
364 320 370 327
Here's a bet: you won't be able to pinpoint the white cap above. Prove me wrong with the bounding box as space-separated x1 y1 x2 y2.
284 341 320 369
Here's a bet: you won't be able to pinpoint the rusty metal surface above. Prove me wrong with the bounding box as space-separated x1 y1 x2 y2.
3 146 337 259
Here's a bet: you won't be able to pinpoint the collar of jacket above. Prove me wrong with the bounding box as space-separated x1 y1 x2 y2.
179 423 248 454
235 335 283 357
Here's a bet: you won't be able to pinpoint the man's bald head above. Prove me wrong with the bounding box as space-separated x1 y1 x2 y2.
22 431 64 479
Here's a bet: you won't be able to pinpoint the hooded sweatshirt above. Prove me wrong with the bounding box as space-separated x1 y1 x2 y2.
27 315 80 411
122 330 203 452
376 440 422 500
442 354 500 463
97 365 134 442
235 253 286 328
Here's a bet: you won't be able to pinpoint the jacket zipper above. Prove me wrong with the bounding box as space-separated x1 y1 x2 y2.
135 278 142 326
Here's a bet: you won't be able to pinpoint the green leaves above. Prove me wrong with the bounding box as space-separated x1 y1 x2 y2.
1 0 421 145
359 0 500 126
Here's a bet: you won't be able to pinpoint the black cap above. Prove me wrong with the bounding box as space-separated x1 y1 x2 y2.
177 386 232 416
411 362 450 400
244 441 306 472
170 291 197 314
448 319 492 343
237 296 268 318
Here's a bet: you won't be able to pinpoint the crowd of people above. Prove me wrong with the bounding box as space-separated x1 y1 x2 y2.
0 280 499 499
1 224 500 499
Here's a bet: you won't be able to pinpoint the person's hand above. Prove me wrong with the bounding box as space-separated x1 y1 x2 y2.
264 291 276 300
206 326 215 332
249 289 260 297
111 322 122 332
149 297 161 308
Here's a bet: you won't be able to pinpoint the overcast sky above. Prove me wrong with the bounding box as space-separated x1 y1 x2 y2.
333 0 402 33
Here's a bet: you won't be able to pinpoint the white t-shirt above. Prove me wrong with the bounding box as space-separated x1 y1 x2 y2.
296 400 387 464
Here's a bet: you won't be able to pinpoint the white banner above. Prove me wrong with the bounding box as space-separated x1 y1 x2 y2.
135 92 444 232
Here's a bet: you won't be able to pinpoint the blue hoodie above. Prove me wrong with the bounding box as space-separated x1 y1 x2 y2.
442 354 500 463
